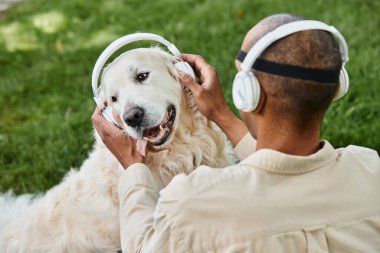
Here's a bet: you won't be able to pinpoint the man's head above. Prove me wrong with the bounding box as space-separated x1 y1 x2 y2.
235 14 343 136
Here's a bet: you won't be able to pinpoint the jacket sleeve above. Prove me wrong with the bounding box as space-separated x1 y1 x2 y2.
233 132 257 161
118 163 180 253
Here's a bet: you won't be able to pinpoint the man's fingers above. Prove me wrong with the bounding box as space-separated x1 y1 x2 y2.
181 54 216 84
92 101 108 121
181 54 211 75
92 107 103 126
93 106 103 116
92 107 112 132
182 54 209 70
179 72 200 95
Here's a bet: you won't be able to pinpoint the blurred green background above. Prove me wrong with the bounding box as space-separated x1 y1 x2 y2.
0 0 379 194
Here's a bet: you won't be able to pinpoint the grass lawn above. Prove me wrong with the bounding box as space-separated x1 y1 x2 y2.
0 0 379 194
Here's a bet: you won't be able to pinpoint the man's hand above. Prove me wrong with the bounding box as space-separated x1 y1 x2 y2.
92 107 145 169
180 54 230 123
180 54 249 146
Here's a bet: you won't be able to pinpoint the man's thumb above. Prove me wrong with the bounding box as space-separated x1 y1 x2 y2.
179 72 199 93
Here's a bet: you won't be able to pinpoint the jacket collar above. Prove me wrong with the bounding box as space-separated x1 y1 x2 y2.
242 141 338 174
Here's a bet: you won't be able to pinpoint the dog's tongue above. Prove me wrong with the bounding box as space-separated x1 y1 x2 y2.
136 139 148 157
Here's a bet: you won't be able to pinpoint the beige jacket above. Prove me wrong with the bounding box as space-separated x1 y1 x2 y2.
118 133 380 252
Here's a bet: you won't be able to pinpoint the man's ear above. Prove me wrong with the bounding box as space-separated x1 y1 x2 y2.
251 70 267 114
254 86 266 114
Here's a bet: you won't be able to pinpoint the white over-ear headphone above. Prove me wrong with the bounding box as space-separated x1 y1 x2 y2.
92 33 195 126
233 20 350 112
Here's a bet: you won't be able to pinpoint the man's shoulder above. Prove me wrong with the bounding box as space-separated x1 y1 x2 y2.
338 143 379 155
337 144 380 172
159 163 248 202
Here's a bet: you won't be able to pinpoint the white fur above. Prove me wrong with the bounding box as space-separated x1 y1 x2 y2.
0 48 234 253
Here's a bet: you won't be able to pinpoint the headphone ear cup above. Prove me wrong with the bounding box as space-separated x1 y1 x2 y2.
333 67 349 101
174 61 196 79
232 71 261 112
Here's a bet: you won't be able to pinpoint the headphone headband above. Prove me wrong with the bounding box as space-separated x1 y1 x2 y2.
91 33 195 129
91 33 182 97
240 20 349 72
237 50 340 83
233 19 350 112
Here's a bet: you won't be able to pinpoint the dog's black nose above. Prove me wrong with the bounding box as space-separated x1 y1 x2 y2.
124 107 145 127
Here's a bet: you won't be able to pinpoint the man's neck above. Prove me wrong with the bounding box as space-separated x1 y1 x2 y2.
253 119 322 156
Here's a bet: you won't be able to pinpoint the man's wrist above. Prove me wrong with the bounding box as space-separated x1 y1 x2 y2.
120 158 145 170
212 107 249 147
212 106 236 130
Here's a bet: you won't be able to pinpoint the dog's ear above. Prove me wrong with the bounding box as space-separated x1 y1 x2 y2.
166 58 180 81
152 47 180 81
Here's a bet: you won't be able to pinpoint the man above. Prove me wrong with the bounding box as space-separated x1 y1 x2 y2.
92 14 380 252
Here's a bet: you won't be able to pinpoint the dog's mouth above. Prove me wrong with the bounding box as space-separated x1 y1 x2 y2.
142 105 176 146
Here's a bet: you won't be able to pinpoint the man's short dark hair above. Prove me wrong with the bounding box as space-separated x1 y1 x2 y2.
253 14 342 121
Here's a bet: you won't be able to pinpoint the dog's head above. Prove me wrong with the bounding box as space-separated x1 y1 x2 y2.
99 47 183 147
98 47 233 185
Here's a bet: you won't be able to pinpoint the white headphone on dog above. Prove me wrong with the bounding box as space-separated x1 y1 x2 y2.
233 20 350 112
92 33 195 126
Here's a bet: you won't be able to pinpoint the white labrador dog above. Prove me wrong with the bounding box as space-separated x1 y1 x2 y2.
0 47 234 253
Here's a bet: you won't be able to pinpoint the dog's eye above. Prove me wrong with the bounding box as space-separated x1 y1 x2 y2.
111 96 118 102
136 72 150 82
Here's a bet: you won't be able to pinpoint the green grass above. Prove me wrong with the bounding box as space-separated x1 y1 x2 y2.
0 0 379 194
